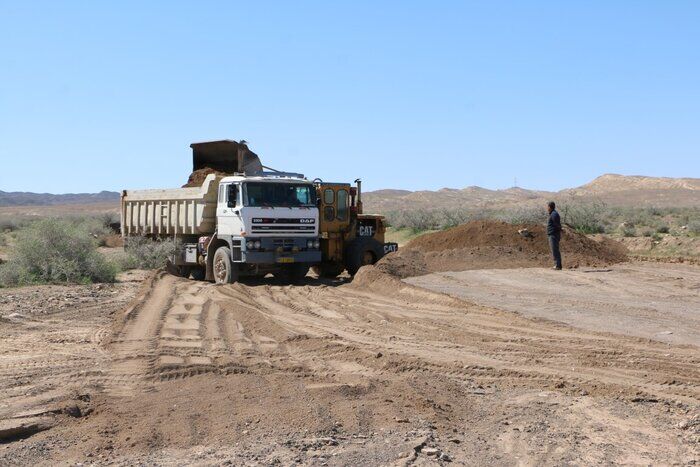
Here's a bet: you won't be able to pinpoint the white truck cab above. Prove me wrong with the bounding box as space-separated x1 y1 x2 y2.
213 174 321 271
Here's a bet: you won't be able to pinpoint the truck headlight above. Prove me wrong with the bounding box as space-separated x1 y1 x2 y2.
307 240 314 248
246 240 254 249
253 240 261 249
313 240 320 248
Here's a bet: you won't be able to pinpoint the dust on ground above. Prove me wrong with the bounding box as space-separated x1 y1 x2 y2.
1 265 698 465
377 220 628 278
406 263 700 346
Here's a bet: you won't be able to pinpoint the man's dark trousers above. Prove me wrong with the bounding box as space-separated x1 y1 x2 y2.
548 234 562 269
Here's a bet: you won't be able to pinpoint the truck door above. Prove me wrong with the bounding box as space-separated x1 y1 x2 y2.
216 183 243 236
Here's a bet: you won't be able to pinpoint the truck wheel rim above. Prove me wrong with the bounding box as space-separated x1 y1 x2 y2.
214 257 227 282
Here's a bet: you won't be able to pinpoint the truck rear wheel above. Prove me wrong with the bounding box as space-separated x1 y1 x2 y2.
344 237 384 276
274 263 310 284
213 246 238 284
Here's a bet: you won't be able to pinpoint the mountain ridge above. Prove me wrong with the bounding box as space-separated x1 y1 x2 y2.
363 174 700 211
1 174 697 209
0 190 120 207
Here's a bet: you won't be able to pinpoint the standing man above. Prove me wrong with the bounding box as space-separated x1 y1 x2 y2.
547 201 563 270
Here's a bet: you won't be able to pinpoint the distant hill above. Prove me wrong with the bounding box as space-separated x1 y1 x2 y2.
364 174 700 213
0 190 120 207
1 174 697 211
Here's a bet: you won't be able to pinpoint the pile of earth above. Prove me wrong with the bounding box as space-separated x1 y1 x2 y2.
182 167 230 188
377 220 628 278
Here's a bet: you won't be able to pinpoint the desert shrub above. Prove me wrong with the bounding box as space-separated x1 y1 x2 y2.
688 221 700 236
385 209 442 231
621 224 636 237
0 218 117 286
122 236 178 269
495 206 546 225
0 216 28 233
642 229 654 237
656 225 670 234
75 216 114 246
559 201 606 234
439 208 473 229
98 211 121 228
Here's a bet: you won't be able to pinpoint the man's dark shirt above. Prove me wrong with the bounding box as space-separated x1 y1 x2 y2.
547 210 562 237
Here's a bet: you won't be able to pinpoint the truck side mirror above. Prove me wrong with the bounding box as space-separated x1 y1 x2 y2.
227 185 238 208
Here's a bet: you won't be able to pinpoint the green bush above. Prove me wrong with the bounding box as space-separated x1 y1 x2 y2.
0 218 117 286
621 225 636 237
688 221 700 236
656 225 670 234
495 206 546 225
559 201 606 234
121 236 178 269
385 209 442 231
0 216 27 233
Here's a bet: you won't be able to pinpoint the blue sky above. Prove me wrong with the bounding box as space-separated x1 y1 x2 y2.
1 1 698 193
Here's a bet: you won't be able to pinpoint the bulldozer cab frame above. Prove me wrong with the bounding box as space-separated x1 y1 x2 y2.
314 180 396 278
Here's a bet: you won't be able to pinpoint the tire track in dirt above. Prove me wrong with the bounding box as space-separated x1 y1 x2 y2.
101 269 699 409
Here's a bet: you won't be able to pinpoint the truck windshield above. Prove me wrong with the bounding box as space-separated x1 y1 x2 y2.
244 182 316 207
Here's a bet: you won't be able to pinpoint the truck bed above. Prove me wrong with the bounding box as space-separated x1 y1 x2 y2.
121 174 220 237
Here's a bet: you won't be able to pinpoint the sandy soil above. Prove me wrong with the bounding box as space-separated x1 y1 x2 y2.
0 267 698 464
406 263 700 347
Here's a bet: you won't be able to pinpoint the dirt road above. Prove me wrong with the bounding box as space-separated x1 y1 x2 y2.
1 266 699 465
406 263 700 346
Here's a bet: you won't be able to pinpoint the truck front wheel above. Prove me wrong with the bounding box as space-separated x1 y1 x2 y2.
213 246 239 284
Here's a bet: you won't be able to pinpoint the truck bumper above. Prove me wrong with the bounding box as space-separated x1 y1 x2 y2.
238 237 321 264
242 250 321 264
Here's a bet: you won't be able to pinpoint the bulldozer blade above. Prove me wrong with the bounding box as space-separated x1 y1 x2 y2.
190 140 263 175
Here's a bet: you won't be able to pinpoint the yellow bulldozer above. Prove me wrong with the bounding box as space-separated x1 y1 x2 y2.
313 178 397 278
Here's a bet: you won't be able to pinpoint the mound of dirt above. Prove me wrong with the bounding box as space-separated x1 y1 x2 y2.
377 220 627 278
182 167 229 188
351 265 466 308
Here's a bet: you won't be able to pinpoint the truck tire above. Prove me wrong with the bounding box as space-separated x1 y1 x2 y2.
191 267 206 281
166 259 191 278
344 237 384 276
274 263 310 284
311 263 345 279
213 246 238 284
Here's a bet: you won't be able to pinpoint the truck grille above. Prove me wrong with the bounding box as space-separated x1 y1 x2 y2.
251 225 315 232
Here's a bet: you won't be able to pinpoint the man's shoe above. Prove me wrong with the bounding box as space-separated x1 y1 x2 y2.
552 266 562 270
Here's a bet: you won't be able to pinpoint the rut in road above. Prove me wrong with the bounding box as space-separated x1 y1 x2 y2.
105 270 700 407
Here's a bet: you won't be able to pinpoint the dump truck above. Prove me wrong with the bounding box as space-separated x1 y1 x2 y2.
121 140 396 283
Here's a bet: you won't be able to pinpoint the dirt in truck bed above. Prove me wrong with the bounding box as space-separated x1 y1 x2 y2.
182 167 229 187
377 220 628 278
1 262 698 465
